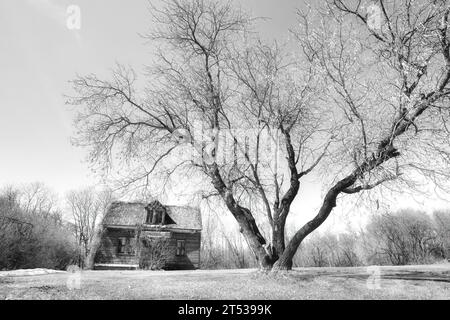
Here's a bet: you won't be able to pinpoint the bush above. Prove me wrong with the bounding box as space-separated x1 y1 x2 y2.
364 210 444 265
0 186 78 270
139 237 174 270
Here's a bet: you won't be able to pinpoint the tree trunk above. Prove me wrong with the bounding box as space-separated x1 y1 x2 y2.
273 188 341 271
209 166 274 269
218 194 274 269
271 220 285 262
84 226 105 270
232 205 274 269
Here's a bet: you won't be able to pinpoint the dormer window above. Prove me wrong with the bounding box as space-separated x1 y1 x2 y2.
146 208 165 224
145 208 153 224
145 201 176 226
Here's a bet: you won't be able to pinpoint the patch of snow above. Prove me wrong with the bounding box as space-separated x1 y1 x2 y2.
0 268 66 277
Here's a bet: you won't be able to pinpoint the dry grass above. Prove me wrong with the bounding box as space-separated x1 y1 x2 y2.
0 264 449 300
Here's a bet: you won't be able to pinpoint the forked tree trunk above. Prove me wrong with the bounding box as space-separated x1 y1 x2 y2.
210 164 351 271
273 188 341 270
270 202 294 269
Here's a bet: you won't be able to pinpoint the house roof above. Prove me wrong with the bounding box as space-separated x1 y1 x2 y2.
103 201 202 231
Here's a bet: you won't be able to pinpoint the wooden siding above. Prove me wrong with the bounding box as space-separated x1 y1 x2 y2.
95 228 139 265
95 227 201 270
165 231 201 269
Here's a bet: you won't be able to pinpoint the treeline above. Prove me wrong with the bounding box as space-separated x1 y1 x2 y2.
200 230 258 269
0 184 76 270
293 209 450 267
201 209 450 269
199 208 258 269
0 183 110 271
1 182 449 271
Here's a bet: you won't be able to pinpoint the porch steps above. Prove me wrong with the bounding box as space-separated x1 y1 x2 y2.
94 263 139 270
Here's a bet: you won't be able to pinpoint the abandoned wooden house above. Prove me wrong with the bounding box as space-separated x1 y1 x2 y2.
94 200 202 270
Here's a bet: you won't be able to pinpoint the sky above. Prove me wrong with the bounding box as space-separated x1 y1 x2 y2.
0 0 153 192
0 0 448 232
0 0 299 191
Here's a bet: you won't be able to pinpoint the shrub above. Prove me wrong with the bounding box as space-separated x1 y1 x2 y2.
139 237 174 270
365 210 442 265
0 186 78 270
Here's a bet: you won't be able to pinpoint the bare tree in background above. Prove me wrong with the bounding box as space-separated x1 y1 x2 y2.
365 210 442 264
69 0 450 270
432 210 450 258
66 187 113 268
1 184 77 270
20 183 57 217
200 208 224 268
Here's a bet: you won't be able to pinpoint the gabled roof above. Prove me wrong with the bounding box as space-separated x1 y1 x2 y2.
103 201 202 231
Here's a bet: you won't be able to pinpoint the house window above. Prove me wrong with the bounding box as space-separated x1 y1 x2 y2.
118 237 127 254
145 209 153 224
146 208 168 225
118 237 135 255
176 240 186 256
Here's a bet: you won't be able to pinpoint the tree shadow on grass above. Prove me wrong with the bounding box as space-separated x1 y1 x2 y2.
329 270 450 283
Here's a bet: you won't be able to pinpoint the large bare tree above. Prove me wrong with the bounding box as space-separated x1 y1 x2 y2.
66 187 113 268
69 0 450 270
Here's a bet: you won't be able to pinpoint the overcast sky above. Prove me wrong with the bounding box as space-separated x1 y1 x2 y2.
1 0 448 232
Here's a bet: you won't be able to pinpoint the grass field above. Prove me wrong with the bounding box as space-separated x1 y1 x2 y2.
0 264 449 300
